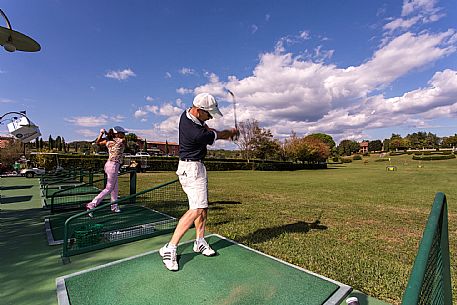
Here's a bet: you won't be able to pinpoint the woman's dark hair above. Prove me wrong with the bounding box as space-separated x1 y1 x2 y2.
106 128 115 141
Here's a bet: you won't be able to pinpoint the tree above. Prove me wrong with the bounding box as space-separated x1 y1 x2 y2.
143 138 148 153
389 134 410 151
337 140 359 156
442 134 457 148
0 138 23 172
124 133 139 154
165 140 169 156
48 135 54 150
368 140 382 152
236 119 258 161
307 133 336 149
56 136 62 151
62 137 67 153
284 133 330 163
39 138 44 150
248 125 281 160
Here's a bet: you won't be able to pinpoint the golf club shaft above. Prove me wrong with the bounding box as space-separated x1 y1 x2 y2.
227 90 238 129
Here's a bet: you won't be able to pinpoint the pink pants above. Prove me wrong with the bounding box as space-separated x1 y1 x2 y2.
90 161 120 208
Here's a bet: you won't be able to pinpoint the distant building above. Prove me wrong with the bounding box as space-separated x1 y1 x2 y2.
359 141 369 154
137 139 179 156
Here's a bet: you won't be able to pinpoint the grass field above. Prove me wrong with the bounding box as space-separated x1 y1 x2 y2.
138 154 456 305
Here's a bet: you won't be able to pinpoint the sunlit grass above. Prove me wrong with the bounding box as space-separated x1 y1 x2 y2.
137 154 457 305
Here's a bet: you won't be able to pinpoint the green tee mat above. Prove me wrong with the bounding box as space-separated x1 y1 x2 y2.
57 234 351 305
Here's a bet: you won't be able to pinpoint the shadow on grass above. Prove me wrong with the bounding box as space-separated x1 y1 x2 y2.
239 220 327 244
0 185 34 190
0 195 33 204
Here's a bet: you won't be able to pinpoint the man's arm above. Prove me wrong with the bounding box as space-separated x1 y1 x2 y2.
216 128 238 140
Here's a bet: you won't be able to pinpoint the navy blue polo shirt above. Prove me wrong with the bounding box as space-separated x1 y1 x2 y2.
179 110 216 160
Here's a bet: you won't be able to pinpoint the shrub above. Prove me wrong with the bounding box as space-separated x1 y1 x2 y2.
352 155 362 160
375 158 390 162
341 158 352 163
412 154 456 161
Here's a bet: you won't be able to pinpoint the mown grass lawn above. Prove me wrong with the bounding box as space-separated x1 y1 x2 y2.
136 154 456 305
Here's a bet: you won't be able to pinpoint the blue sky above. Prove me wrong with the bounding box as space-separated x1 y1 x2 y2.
1 0 456 148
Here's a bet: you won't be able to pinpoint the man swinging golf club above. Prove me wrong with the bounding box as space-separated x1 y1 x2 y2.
159 92 238 271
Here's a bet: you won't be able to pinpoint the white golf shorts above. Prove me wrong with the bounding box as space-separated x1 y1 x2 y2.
176 160 208 209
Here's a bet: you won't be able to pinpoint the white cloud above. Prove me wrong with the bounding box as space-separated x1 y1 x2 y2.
401 0 438 17
0 98 14 104
65 115 109 127
384 16 420 32
75 129 98 139
176 87 193 95
190 26 457 143
112 115 125 122
300 30 310 40
176 98 184 108
179 67 196 75
251 24 258 34
105 68 136 80
145 96 154 102
151 103 183 116
265 14 270 22
384 0 445 32
134 109 148 119
165 72 172 78
65 114 125 127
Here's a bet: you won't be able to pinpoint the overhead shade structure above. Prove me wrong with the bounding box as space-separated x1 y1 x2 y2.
0 9 40 52
7 116 41 143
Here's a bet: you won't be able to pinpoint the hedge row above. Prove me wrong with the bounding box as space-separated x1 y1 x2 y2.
30 154 327 171
413 151 453 155
412 154 456 161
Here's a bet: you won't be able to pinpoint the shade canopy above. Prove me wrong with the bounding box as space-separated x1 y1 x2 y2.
0 25 41 52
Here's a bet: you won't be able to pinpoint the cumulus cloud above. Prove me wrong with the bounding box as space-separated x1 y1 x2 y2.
130 2 456 144
105 68 136 80
188 26 456 142
134 109 148 119
145 96 154 102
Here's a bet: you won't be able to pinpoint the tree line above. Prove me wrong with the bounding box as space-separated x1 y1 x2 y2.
14 124 457 164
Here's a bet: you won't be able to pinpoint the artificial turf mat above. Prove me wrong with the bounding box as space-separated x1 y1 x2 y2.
62 235 342 305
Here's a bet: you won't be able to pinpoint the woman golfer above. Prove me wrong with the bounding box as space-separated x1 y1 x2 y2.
86 126 127 215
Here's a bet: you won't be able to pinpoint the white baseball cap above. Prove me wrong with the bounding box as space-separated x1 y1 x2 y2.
193 93 223 118
113 126 127 134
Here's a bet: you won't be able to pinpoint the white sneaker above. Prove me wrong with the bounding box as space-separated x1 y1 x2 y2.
159 244 178 271
193 239 216 256
111 204 121 213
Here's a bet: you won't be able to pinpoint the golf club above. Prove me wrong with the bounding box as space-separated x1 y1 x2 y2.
226 89 239 141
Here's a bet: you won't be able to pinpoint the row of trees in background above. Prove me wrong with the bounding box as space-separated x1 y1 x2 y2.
13 123 457 165
236 121 457 161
